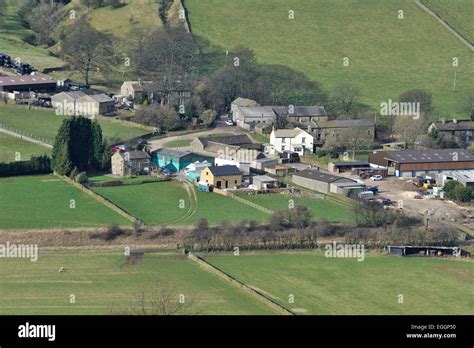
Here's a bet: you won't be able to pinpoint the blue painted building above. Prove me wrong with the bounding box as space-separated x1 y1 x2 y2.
152 148 214 172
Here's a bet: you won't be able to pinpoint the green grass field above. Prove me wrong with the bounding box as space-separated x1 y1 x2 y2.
186 190 267 225
0 250 275 315
163 139 193 148
186 0 474 118
0 1 65 71
0 105 149 143
422 0 474 44
243 193 351 223
0 175 130 229
93 181 192 225
0 132 51 163
93 181 268 226
207 252 474 315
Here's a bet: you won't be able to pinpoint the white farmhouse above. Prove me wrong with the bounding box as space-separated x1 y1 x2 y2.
270 127 314 155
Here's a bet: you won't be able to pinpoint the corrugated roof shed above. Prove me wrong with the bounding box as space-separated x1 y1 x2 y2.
383 149 474 163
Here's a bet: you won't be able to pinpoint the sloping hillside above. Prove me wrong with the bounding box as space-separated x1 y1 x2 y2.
185 0 474 118
422 0 474 45
0 1 64 70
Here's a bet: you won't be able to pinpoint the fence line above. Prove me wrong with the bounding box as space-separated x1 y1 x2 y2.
230 194 274 215
0 124 53 148
188 253 295 315
58 175 139 224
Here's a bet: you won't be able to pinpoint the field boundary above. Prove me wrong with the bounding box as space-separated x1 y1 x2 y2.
188 253 295 315
0 125 53 148
229 194 274 215
59 175 138 224
416 0 473 51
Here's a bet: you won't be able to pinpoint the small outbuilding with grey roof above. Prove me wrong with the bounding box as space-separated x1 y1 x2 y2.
76 93 114 116
252 175 279 190
292 169 364 195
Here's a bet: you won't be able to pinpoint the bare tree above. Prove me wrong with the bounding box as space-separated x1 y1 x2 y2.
26 1 64 45
341 126 373 160
333 83 361 117
61 17 113 85
393 114 428 148
109 283 203 315
133 104 182 131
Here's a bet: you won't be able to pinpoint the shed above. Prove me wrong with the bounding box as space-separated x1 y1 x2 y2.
250 157 279 172
385 246 470 257
369 149 474 177
252 175 279 190
328 161 370 174
292 169 362 195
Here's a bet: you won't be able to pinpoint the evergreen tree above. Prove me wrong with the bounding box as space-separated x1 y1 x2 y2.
91 119 104 168
101 138 112 171
52 118 73 175
52 116 106 175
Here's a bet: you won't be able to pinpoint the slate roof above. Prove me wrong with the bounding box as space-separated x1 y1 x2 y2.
313 119 375 128
382 149 474 163
273 128 306 138
127 151 151 160
238 106 276 118
432 120 474 131
294 169 355 183
80 93 113 103
272 106 327 117
53 91 87 100
207 165 241 176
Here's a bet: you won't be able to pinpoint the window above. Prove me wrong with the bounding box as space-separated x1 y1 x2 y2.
234 180 237 184
282 137 286 142
302 137 306 143
282 145 286 151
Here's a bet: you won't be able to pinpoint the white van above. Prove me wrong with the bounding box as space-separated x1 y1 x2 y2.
358 191 375 200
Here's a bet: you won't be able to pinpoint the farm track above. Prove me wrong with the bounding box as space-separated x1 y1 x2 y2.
165 174 198 225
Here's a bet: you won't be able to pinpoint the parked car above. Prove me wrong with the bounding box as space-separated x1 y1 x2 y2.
225 119 234 126
369 175 383 181
366 186 379 194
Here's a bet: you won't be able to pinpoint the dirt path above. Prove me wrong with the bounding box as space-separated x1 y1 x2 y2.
415 0 473 51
